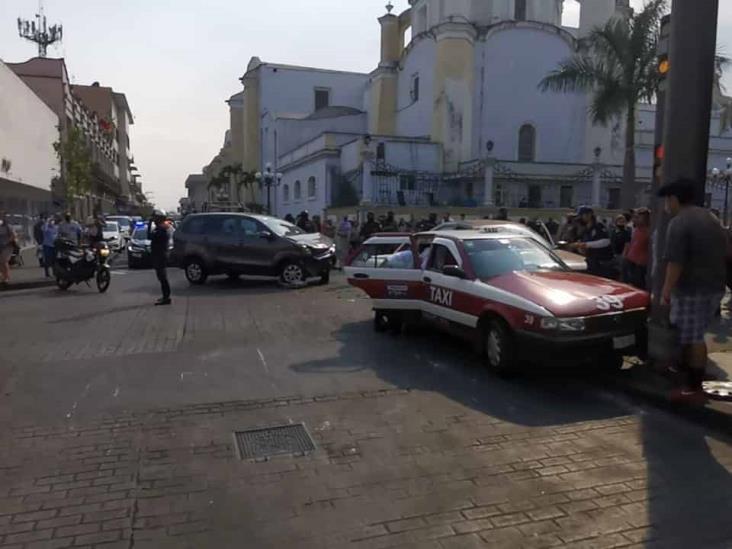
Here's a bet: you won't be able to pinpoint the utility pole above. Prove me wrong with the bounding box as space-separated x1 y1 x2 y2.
649 0 719 349
17 1 63 58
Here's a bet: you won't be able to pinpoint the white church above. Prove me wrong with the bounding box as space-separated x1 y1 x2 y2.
191 0 732 219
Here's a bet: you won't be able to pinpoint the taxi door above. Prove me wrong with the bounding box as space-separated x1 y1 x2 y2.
421 238 479 330
344 241 423 314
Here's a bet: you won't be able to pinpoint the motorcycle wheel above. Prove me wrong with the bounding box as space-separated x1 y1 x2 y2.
56 277 72 291
96 269 111 293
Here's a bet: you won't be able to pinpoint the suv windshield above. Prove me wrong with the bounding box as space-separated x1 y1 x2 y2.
464 237 566 279
104 222 119 233
261 217 304 237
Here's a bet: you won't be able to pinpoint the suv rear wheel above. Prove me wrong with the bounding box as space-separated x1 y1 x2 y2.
185 258 208 285
280 261 305 286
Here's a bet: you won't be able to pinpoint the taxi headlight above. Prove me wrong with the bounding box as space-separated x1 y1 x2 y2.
540 317 585 332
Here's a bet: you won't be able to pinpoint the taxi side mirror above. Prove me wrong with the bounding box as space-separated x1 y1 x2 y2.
442 265 467 279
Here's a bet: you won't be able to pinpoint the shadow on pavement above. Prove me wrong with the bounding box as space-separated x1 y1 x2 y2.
46 304 144 323
291 320 627 427
291 319 732 547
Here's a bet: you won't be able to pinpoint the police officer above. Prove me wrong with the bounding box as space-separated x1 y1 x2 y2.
148 209 172 306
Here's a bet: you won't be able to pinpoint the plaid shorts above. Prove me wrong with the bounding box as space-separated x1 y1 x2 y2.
670 293 723 345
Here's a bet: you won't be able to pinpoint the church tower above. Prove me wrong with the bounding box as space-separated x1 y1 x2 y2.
579 0 630 37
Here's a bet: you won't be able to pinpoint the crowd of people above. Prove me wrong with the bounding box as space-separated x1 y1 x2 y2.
548 206 652 289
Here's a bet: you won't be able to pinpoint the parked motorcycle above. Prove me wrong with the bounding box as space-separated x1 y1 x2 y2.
53 238 112 293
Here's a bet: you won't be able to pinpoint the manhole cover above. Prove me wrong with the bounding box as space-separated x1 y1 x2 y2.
234 423 316 460
703 381 732 401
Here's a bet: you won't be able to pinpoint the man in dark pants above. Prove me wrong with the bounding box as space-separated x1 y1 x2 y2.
148 210 171 306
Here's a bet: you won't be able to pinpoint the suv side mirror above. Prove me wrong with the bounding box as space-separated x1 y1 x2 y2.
442 265 467 279
258 230 275 240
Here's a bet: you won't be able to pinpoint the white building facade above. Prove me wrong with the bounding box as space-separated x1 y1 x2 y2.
229 0 732 220
0 59 59 232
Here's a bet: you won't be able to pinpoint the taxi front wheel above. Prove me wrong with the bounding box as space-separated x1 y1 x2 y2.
484 320 516 376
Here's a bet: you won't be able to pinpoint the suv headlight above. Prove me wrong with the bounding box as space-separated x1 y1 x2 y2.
540 317 585 332
298 243 312 255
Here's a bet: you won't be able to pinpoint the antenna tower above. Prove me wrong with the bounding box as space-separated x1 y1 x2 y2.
17 1 63 58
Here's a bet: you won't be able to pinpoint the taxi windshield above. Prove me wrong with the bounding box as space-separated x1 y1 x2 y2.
464 237 566 279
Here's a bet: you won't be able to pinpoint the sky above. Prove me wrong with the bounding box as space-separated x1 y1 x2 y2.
1 0 731 211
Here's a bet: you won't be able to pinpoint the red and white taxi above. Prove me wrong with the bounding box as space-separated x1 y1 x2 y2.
345 230 650 374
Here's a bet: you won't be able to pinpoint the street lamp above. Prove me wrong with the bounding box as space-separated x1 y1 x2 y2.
710 157 732 225
255 163 283 215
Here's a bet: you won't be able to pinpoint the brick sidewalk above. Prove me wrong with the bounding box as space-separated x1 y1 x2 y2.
1 389 730 549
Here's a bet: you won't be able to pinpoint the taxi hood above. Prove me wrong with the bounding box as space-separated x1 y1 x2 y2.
485 271 649 317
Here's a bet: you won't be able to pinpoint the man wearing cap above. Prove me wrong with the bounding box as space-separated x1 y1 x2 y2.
571 206 614 277
148 210 172 306
659 179 727 400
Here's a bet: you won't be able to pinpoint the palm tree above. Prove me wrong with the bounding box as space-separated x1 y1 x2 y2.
539 0 666 209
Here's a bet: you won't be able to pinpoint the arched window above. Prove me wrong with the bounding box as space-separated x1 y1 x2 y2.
294 180 302 200
307 176 316 199
283 184 290 203
518 124 536 162
515 0 527 21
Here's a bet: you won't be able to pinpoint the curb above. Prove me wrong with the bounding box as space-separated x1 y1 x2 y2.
607 368 731 434
0 279 56 293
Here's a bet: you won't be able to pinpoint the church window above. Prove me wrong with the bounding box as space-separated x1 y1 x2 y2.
518 124 536 162
283 184 290 203
515 0 527 21
294 180 302 200
314 88 330 111
377 142 386 160
307 176 317 199
410 74 420 102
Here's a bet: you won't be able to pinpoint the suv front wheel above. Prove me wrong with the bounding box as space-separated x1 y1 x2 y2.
185 258 208 285
280 261 305 286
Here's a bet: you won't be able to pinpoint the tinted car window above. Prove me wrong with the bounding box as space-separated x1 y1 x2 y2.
428 244 458 272
240 217 261 236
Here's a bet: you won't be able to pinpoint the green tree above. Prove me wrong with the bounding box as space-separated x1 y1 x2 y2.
539 0 666 208
208 163 257 203
53 126 92 210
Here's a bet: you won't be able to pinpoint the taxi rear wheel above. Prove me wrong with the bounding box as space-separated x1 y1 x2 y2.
374 311 402 334
484 320 516 376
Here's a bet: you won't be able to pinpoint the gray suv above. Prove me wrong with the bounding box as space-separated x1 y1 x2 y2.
173 213 334 286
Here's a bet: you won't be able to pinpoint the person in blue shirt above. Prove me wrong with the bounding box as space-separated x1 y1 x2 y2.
42 216 59 278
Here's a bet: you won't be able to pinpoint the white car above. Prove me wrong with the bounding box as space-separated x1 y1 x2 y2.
105 216 132 241
102 221 123 251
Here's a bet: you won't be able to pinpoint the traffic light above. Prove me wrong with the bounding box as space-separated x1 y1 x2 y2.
658 55 670 79
654 144 665 183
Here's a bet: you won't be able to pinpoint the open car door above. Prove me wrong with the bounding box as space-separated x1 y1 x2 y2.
344 239 424 314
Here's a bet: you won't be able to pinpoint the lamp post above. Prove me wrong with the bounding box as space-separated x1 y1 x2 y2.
255 163 283 215
710 157 732 225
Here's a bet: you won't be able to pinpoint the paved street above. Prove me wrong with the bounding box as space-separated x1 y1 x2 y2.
0 266 731 549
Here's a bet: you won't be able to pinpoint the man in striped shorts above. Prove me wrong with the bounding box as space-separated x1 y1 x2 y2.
660 180 727 401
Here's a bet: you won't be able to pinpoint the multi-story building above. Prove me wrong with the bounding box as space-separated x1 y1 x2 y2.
0 60 59 243
72 83 137 213
7 57 140 217
227 0 732 220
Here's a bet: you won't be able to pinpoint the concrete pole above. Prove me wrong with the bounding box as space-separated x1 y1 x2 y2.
361 161 374 205
591 164 602 207
650 0 719 327
661 0 719 203
482 159 495 206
